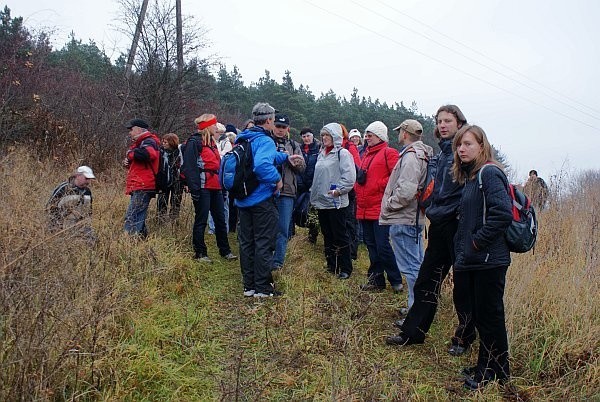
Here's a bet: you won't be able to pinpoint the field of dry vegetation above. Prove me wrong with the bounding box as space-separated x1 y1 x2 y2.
0 149 598 401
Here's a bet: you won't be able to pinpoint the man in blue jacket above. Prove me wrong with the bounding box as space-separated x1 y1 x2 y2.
236 102 302 298
387 105 475 355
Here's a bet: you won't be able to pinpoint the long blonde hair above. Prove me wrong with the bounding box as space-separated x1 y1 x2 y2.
452 125 503 184
194 113 217 146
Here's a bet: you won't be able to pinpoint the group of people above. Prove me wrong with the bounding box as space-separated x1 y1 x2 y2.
46 102 535 392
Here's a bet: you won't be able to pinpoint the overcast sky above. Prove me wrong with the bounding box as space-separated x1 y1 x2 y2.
9 0 600 181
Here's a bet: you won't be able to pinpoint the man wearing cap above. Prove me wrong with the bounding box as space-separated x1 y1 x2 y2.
271 113 305 270
235 103 302 297
379 119 433 319
46 165 97 242
355 121 402 292
123 118 161 237
296 127 321 243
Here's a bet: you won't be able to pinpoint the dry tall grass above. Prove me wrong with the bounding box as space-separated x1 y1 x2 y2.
0 148 598 400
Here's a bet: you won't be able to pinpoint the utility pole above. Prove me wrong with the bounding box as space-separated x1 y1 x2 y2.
176 0 183 76
125 0 149 78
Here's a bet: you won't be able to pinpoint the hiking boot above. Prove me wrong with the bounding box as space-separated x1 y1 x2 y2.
391 283 404 293
385 333 423 346
253 290 283 298
463 371 506 391
223 252 238 261
243 288 255 297
360 283 385 292
338 272 350 280
448 343 470 356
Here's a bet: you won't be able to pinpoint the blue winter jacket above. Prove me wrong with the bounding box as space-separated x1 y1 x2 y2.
234 126 288 208
454 163 513 271
425 138 464 224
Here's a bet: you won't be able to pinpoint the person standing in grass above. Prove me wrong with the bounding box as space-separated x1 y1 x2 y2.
235 103 303 297
295 127 321 244
181 113 237 263
157 133 183 222
379 119 432 318
355 121 402 292
46 165 96 243
310 123 356 279
123 118 160 238
271 113 305 271
523 169 549 210
386 105 475 356
451 124 512 390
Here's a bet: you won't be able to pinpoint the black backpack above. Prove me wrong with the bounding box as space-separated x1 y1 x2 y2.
478 164 538 253
142 137 174 193
219 138 259 200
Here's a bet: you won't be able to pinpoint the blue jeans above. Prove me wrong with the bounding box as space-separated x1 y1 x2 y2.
361 219 402 287
390 224 424 308
273 195 295 268
208 190 229 233
124 190 153 237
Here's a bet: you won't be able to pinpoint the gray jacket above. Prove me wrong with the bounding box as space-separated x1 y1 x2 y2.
379 140 433 225
310 123 356 209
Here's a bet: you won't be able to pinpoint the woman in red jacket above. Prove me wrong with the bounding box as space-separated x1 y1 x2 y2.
181 114 237 262
355 121 402 292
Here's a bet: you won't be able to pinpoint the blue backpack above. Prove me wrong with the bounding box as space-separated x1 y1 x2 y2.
219 138 259 200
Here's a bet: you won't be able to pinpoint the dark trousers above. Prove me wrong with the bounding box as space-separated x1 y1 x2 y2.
401 219 475 345
346 190 358 259
228 195 238 232
238 198 278 294
458 266 510 380
317 207 352 275
361 219 402 287
191 189 231 257
157 182 183 221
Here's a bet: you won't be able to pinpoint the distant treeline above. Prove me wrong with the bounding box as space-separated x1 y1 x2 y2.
0 5 440 170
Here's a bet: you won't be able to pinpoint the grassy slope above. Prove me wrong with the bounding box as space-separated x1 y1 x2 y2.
1 153 597 400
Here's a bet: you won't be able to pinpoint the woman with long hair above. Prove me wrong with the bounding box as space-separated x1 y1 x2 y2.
157 133 183 222
452 124 512 390
181 114 237 262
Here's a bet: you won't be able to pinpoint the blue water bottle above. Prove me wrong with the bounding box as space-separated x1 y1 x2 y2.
329 183 339 209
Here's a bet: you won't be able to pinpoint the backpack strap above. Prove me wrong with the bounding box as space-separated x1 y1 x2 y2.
477 163 507 225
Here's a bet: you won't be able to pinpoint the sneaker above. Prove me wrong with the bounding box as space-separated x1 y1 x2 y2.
360 283 385 292
223 252 238 261
448 343 471 356
398 307 409 317
243 288 255 297
385 333 424 346
393 318 405 328
338 272 350 280
391 283 404 293
253 290 283 298
194 254 212 263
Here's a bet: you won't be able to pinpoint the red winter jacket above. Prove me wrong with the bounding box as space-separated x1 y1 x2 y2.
125 131 160 194
200 143 222 190
342 138 361 166
355 141 399 220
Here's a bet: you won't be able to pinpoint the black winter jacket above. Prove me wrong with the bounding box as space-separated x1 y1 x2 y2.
426 138 464 223
454 163 513 271
297 139 320 194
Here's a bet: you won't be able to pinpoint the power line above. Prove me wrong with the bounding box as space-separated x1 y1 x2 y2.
348 0 600 121
369 0 600 117
302 0 600 132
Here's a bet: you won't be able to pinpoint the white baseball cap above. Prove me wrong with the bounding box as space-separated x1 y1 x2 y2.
76 166 96 179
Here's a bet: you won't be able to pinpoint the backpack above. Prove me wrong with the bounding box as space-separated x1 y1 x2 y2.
417 150 440 212
478 164 538 253
219 138 259 199
142 137 174 193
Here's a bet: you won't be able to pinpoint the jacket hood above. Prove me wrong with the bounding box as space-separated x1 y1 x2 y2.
405 140 434 159
237 126 271 143
321 123 343 148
